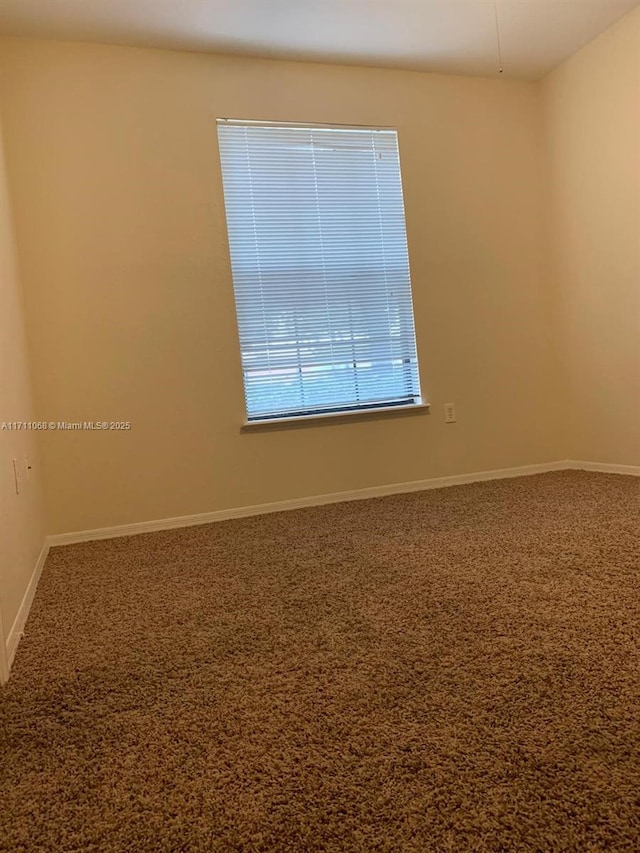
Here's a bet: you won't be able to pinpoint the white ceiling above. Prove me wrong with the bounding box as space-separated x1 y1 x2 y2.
0 0 638 80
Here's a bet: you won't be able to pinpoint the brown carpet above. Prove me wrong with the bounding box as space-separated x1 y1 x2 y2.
1 471 639 852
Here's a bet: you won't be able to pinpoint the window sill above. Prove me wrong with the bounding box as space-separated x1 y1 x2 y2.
241 402 430 430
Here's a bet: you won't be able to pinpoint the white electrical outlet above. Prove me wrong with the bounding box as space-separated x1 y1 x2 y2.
444 403 457 424
12 458 20 495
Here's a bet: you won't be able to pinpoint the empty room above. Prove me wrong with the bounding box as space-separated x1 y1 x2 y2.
1 0 639 850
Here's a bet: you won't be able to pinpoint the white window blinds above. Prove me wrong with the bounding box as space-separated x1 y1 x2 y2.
217 120 422 422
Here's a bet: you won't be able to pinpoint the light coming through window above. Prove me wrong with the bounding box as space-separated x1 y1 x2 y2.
217 119 422 423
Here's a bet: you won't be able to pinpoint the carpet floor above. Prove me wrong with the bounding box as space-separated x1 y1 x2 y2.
1 471 639 852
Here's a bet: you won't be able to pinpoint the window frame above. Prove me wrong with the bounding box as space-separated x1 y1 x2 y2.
217 118 428 427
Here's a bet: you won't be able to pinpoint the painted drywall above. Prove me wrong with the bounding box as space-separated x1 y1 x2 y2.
0 38 561 534
0 114 46 667
543 6 640 466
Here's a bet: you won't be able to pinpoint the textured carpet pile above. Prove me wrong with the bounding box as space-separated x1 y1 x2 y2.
1 471 639 852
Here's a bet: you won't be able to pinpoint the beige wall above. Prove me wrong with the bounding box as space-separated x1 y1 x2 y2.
0 113 46 675
543 7 640 466
0 38 561 534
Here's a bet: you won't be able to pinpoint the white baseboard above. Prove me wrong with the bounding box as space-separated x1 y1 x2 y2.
49 460 570 547
45 460 640 550
566 459 640 477
0 608 7 685
5 540 50 675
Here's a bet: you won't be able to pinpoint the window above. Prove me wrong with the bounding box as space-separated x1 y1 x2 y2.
217 119 423 423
